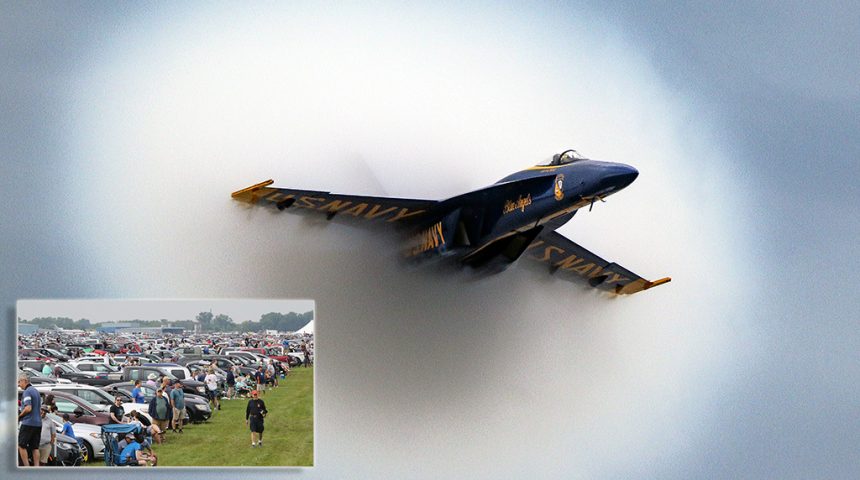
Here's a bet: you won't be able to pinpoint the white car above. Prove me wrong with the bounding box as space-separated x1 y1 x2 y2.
45 412 105 462
68 360 123 380
73 355 118 366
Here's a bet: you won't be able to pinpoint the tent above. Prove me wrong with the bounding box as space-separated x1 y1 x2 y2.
296 320 314 335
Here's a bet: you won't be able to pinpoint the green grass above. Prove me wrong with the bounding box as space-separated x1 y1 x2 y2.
146 367 313 467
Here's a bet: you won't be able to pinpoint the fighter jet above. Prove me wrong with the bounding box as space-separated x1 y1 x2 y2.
231 149 670 295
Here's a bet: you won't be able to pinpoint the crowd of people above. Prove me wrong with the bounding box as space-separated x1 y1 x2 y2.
17 330 313 467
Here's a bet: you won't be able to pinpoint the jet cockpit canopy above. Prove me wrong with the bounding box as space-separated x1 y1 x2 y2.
536 149 586 167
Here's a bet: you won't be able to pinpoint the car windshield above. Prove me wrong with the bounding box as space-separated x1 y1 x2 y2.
536 149 585 166
55 394 100 411
56 387 113 405
86 363 118 373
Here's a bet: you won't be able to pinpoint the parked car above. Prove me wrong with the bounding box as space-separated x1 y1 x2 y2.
69 361 123 380
121 365 207 396
19 349 57 361
179 355 256 375
28 375 61 385
44 412 106 462
142 363 193 380
18 390 111 426
35 347 72 362
106 382 212 423
35 384 152 421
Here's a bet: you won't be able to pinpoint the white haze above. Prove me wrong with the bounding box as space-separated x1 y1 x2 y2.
60 4 755 478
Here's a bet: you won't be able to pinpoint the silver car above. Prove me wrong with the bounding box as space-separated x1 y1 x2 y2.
45 412 105 462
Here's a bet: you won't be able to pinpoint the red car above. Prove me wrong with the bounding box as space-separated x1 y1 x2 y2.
20 390 112 426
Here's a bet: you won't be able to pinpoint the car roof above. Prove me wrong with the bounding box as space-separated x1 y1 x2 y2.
36 383 100 390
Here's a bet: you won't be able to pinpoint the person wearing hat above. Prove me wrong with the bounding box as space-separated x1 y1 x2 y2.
245 390 268 447
148 388 172 439
117 432 134 451
37 405 55 465
145 373 158 391
17 373 42 466
119 433 156 466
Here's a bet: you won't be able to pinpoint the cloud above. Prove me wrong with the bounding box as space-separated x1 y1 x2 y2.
58 3 753 478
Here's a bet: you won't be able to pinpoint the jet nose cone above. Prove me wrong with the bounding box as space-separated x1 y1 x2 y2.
604 163 639 190
620 164 639 187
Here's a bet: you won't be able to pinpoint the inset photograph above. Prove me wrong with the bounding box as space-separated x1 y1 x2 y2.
15 298 314 468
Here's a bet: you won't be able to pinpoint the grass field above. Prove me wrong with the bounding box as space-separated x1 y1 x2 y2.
139 367 313 467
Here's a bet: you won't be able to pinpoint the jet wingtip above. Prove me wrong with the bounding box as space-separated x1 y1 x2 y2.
644 277 672 290
231 179 274 198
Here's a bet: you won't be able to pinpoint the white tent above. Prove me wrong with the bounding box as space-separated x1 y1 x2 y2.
296 319 314 335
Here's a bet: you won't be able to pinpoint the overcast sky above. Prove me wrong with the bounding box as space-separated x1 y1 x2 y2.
2 2 858 478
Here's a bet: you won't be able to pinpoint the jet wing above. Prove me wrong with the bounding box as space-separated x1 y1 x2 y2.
231 179 437 227
525 231 670 295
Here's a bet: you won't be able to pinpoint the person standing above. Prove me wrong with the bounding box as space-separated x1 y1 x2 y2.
44 394 57 414
226 366 236 400
254 366 266 395
60 413 76 441
245 390 268 447
148 389 172 441
109 396 125 424
17 373 42 466
302 343 310 368
37 406 56 465
145 373 158 390
130 380 146 404
204 368 221 411
266 360 277 387
169 379 185 433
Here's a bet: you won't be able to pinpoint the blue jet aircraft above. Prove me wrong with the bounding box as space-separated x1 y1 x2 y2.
232 149 670 295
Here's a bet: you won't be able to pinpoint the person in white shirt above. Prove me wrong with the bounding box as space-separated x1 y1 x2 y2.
204 368 220 411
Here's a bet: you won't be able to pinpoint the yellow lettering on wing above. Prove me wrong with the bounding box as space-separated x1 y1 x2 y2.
388 208 426 222
319 199 352 212
408 222 446 256
365 205 397 220
535 245 565 262
554 254 584 270
605 273 630 284
571 262 596 275
266 192 292 202
297 196 326 209
343 203 368 216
